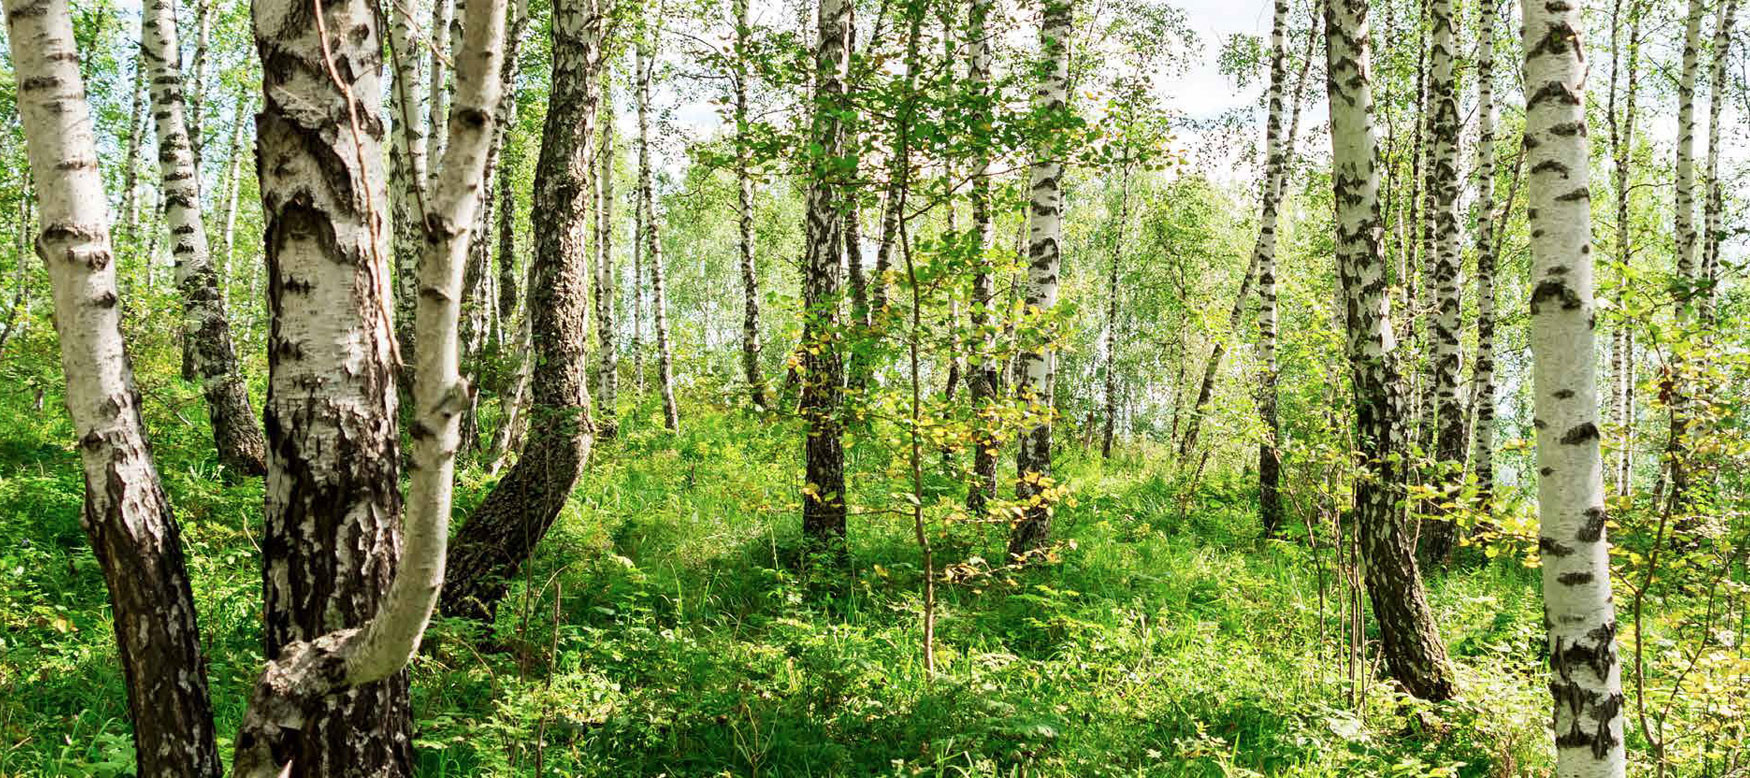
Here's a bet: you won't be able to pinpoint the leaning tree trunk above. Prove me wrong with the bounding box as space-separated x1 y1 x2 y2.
1177 252 1258 460
5 1 221 772
637 30 680 432
964 0 999 517
1469 0 1500 508
1521 0 1627 771
1253 0 1290 535
1323 0 1456 702
1655 0 1705 518
1417 0 1464 563
733 0 766 408
142 0 268 476
441 0 608 621
799 0 852 554
596 79 621 437
1008 0 1071 560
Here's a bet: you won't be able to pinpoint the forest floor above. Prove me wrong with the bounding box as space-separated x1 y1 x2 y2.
0 371 1559 776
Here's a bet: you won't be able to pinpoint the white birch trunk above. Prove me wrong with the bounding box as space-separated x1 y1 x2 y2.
637 29 680 432
1521 0 1626 770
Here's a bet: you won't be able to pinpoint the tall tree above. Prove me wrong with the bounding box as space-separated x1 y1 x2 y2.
799 0 852 554
1469 0 1501 507
1521 0 1627 768
964 0 1000 517
1656 0 1706 516
1009 0 1072 559
1253 0 1290 535
389 0 430 374
597 79 622 437
733 0 766 408
142 0 268 475
1323 0 1455 701
1417 0 1464 562
443 0 611 620
1606 0 1642 496
6 0 221 771
637 19 680 432
1698 0 1737 326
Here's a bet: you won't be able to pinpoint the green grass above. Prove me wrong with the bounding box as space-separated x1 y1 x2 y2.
0 371 1558 776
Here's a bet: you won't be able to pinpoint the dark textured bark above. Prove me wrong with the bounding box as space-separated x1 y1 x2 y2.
732 0 765 407
254 0 411 764
442 0 605 621
1417 0 1464 563
1470 0 1503 509
596 83 621 438
800 0 852 554
1324 0 1456 702
6 2 222 772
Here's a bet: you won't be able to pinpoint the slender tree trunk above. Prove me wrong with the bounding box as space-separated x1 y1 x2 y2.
1253 0 1290 535
1521 0 1627 770
123 46 146 241
1698 0 1736 327
800 0 853 554
1100 165 1131 459
637 30 680 432
442 0 607 621
188 0 211 166
1417 0 1464 562
5 2 221 772
596 78 621 437
733 0 765 408
1654 0 1705 518
496 155 520 324
143 0 268 476
1008 0 1071 560
1469 0 1500 508
1324 0 1456 702
1607 0 1641 497
215 90 249 291
964 0 999 517
389 0 431 378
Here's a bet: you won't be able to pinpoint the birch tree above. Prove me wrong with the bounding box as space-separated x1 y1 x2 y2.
1254 0 1290 535
637 20 681 432
142 0 267 475
1323 0 1455 701
597 80 622 437
1656 0 1706 516
1469 0 1500 505
1606 0 1641 496
733 0 766 408
1521 0 1626 769
443 0 611 620
1698 0 1737 325
5 1 221 771
964 0 1000 517
1009 0 1072 559
800 0 852 554
1417 0 1464 562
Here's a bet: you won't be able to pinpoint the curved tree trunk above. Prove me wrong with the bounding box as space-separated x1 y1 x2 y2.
637 29 680 432
1324 0 1456 702
800 0 852 554
442 0 607 621
1009 0 1071 560
142 0 267 476
1521 0 1627 770
6 1 221 772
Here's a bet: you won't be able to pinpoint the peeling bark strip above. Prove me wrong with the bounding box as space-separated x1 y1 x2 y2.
1008 0 1072 560
4 0 222 772
799 0 851 554
442 0 608 621
142 0 267 476
1520 0 1626 769
1322 0 1456 701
